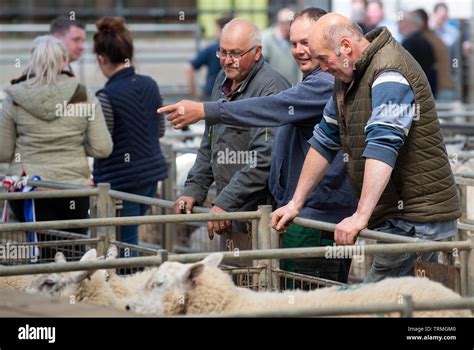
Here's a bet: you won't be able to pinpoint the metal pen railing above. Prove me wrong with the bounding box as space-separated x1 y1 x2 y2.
1 176 474 296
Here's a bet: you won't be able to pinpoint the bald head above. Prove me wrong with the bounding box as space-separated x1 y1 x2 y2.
308 13 369 83
221 18 261 47
219 18 263 84
315 13 364 51
277 8 295 23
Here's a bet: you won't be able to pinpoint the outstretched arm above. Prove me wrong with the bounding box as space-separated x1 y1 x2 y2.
159 70 334 129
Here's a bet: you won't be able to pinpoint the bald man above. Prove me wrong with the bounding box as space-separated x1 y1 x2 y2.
272 13 460 282
175 18 290 251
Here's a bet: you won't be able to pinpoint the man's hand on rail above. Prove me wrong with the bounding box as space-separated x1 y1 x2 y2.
334 212 368 245
207 205 231 240
174 196 196 215
158 100 205 129
271 200 300 232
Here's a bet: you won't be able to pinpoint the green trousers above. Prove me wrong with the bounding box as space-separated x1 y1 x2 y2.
280 223 351 285
281 223 334 272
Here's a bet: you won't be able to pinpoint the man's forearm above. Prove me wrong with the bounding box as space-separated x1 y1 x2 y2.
185 64 197 98
291 147 330 210
356 158 393 222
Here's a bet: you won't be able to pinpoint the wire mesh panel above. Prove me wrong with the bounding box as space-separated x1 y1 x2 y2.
110 241 160 275
221 266 266 291
0 229 98 265
274 269 343 291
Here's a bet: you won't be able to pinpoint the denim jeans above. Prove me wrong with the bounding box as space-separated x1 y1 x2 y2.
119 183 157 252
364 221 438 283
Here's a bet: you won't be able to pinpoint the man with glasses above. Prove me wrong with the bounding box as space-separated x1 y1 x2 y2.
185 16 233 101
174 18 290 251
161 8 357 284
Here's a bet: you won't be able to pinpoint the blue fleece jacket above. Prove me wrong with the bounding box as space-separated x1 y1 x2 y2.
204 68 358 223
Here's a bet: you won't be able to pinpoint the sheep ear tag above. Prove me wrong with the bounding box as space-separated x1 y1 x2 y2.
201 253 223 267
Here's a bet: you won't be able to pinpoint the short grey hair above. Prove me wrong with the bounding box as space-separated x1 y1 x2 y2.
24 35 68 87
323 21 364 52
405 11 424 29
222 18 262 47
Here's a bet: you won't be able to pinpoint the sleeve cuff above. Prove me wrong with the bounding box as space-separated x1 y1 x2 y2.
203 101 221 125
363 143 397 168
181 186 206 206
212 194 234 212
308 137 338 163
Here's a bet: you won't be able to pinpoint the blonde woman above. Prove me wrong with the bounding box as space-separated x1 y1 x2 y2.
0 35 112 248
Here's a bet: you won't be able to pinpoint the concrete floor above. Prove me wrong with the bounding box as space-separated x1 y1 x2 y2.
0 288 133 317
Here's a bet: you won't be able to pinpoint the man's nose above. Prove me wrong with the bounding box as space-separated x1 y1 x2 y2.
296 44 306 55
224 55 235 64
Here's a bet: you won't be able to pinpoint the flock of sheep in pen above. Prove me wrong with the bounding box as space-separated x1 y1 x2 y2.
0 246 471 317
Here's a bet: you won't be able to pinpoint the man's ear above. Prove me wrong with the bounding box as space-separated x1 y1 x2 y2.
340 38 352 56
254 45 263 61
97 54 106 66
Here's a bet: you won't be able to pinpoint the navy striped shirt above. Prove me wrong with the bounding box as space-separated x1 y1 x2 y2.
309 71 415 168
308 71 456 239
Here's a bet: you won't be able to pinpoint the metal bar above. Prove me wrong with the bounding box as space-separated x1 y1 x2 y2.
0 212 263 232
440 122 474 135
458 222 474 231
0 256 164 276
221 267 264 274
164 144 176 252
95 183 115 257
454 175 474 187
0 176 92 191
110 190 176 210
0 189 97 200
1 240 471 276
272 269 342 286
0 238 100 248
257 206 272 289
167 241 473 264
455 176 474 186
293 217 429 243
110 240 159 255
217 298 474 318
37 229 93 239
468 233 474 297
270 228 280 290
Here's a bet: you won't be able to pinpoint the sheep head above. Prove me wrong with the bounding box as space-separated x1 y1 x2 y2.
126 253 224 315
25 249 100 298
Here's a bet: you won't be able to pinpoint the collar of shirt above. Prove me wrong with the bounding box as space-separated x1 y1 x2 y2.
220 57 264 99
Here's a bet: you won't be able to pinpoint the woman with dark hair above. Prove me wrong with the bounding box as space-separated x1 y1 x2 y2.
93 17 167 248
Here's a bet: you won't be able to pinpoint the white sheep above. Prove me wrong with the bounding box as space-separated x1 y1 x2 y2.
0 251 67 290
25 249 127 310
126 253 472 317
103 245 156 299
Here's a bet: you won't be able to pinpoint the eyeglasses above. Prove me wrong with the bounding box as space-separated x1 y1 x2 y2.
216 46 257 60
